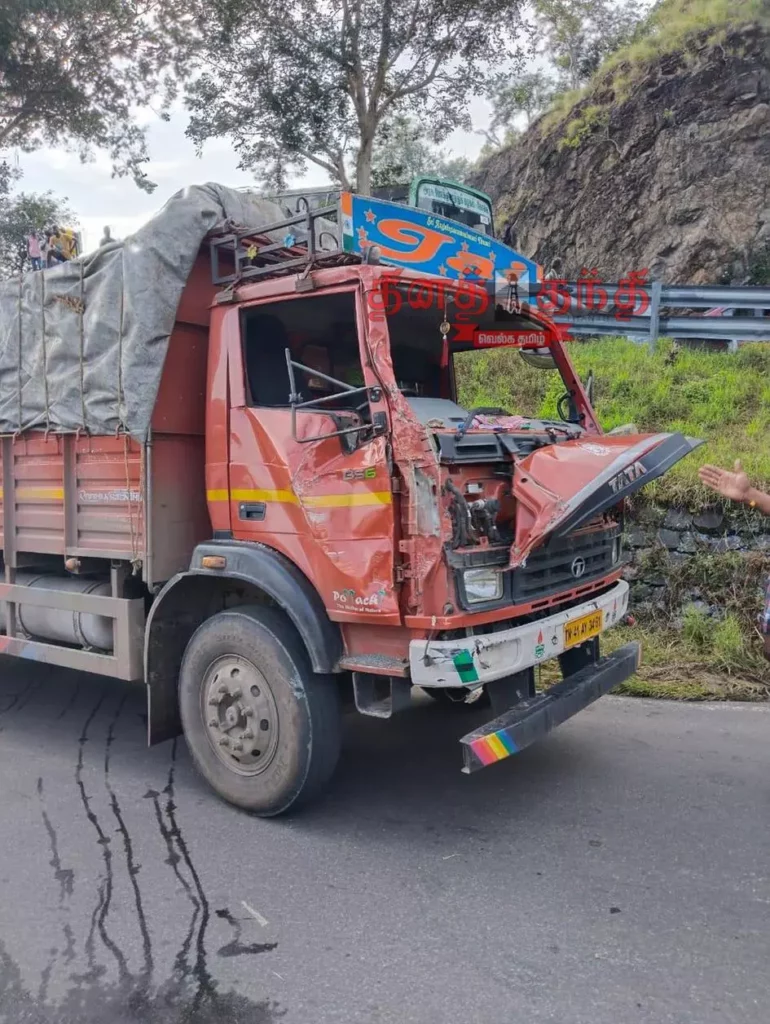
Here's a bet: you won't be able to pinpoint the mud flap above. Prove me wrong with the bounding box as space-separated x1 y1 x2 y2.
459 642 640 773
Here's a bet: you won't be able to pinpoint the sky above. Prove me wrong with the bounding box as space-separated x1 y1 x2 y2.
5 98 491 254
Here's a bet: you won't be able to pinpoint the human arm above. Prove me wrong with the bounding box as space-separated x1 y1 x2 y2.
698 460 770 514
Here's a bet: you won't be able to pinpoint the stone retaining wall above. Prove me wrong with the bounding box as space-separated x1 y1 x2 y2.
622 505 770 621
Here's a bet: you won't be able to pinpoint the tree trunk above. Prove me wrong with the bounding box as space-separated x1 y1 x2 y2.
356 132 375 196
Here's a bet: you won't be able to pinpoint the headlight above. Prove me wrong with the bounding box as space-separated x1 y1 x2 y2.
612 537 621 564
463 568 503 603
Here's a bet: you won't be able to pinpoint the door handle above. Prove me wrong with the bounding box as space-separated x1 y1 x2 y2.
239 502 266 521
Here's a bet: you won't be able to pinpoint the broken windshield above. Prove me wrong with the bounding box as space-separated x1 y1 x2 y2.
379 278 568 423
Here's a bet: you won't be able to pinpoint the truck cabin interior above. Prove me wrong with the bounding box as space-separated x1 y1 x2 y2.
239 279 556 428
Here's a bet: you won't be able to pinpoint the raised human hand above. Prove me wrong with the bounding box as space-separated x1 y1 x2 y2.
698 459 751 503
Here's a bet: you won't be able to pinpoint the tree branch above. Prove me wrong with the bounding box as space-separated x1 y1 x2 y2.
299 147 351 189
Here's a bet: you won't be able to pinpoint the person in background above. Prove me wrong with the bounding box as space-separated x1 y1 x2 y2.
60 227 78 260
27 231 43 271
99 225 113 247
47 226 67 265
698 459 770 661
545 256 563 281
502 219 518 250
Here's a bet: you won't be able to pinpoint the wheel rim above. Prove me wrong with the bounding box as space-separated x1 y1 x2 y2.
201 655 280 776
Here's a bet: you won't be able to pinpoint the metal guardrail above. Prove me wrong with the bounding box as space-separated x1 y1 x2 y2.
550 282 770 351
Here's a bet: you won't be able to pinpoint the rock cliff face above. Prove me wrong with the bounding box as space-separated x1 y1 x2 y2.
472 23 770 284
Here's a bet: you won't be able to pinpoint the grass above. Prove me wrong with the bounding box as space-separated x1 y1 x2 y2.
559 106 609 150
613 545 770 699
535 622 768 700
535 0 770 145
456 338 770 699
603 623 770 701
455 337 770 509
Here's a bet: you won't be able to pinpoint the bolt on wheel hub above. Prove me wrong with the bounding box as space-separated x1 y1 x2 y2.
201 656 279 775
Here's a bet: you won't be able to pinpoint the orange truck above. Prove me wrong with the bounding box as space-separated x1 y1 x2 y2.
0 185 700 815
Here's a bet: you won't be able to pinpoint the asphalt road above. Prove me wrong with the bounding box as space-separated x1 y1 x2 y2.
0 661 768 1024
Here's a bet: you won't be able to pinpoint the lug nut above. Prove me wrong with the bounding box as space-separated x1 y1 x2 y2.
230 687 242 699
218 737 230 747
241 729 254 740
243 706 254 718
208 718 219 728
217 683 228 695
231 741 243 752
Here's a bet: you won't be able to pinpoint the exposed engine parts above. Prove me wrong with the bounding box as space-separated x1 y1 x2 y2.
443 479 502 549
468 497 501 544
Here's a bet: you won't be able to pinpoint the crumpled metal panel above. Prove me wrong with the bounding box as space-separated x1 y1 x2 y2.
358 270 447 613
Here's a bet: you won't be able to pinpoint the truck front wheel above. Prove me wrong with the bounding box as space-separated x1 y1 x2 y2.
179 605 341 816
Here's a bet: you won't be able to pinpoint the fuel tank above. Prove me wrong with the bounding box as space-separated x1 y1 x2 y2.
6 573 114 651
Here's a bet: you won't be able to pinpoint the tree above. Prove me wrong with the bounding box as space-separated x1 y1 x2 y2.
371 114 473 186
435 154 472 185
371 114 442 186
486 69 555 143
0 0 194 192
533 0 642 92
184 0 526 196
0 188 76 277
576 2 642 80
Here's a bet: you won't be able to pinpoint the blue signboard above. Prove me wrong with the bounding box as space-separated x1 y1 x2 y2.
340 192 542 302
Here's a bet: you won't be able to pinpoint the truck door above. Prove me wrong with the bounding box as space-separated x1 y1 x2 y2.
223 287 400 624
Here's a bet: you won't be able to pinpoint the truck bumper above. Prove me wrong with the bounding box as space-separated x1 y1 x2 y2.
460 642 640 773
411 580 629 688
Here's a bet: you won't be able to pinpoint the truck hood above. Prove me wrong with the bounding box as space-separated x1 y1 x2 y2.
510 432 703 568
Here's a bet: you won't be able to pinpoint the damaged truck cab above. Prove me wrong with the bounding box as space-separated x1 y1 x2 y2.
0 187 701 815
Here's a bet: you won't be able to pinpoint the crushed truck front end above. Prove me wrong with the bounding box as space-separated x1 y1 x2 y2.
358 264 702 774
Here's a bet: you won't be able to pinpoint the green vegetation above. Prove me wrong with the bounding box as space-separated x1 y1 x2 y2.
456 338 770 509
559 105 608 149
457 338 770 700
604 622 769 701
601 0 768 77
616 540 770 698
537 0 770 143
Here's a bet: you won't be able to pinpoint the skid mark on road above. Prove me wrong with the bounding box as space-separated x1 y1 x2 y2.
56 680 81 720
73 693 130 983
2 686 285 1024
104 694 154 988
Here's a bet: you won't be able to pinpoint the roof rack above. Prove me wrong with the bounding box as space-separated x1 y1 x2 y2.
209 202 357 286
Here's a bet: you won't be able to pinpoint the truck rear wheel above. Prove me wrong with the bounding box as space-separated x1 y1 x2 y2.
179 605 341 816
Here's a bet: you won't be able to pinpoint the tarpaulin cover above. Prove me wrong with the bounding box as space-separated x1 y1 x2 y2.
0 182 304 440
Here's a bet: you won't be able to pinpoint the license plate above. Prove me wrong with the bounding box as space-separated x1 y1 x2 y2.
564 610 603 649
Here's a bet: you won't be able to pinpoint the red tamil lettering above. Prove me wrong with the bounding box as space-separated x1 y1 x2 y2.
614 269 650 322
536 277 571 316
367 272 404 322
576 267 608 312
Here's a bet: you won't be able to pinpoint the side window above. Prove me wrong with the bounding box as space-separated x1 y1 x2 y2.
241 293 369 420
243 313 293 407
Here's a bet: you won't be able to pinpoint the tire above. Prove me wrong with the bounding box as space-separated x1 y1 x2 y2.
179 605 341 816
423 686 491 709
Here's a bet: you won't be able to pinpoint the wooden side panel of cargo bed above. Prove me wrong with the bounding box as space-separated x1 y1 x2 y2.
74 437 145 559
6 434 66 556
0 434 146 563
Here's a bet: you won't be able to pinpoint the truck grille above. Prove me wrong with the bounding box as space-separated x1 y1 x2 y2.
511 527 620 603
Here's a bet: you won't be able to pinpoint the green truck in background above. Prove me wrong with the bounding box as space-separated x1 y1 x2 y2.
271 175 496 238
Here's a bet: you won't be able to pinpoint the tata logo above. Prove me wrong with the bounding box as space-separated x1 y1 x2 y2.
607 460 646 494
571 557 586 578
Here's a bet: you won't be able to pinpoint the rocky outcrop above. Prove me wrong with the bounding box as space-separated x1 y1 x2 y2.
472 23 770 283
